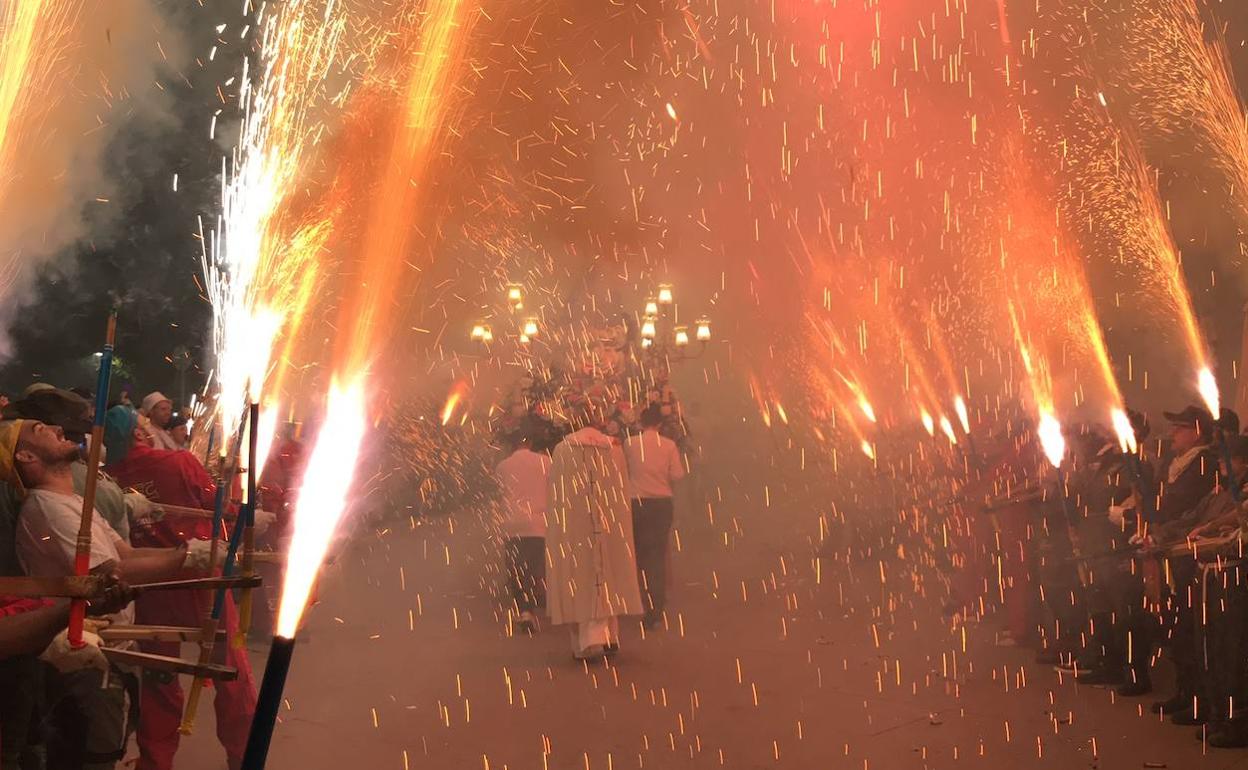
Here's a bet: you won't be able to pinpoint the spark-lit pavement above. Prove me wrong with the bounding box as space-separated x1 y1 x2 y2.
176 440 1237 770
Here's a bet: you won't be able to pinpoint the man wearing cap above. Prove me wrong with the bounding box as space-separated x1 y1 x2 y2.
1133 406 1222 720
1151 405 1220 528
103 405 260 770
139 392 180 452
0 418 216 770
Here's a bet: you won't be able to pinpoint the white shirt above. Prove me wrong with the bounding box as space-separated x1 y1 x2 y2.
16 489 135 629
624 429 686 499
495 449 550 538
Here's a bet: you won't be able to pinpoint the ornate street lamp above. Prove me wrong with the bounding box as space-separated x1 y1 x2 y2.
674 326 690 347
657 283 674 305
644 296 659 316
695 316 712 341
641 316 658 339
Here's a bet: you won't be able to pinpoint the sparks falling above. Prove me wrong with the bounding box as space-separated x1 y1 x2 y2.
276 377 366 638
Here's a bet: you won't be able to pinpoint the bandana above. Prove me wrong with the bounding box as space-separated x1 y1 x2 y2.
0 419 27 497
103 406 139 466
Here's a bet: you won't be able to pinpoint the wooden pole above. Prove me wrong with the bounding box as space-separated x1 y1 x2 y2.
69 312 117 647
234 402 260 647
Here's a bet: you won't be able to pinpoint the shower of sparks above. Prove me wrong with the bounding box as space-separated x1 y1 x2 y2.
205 0 345 443
335 0 474 376
1117 0 1248 229
0 0 75 287
276 377 366 638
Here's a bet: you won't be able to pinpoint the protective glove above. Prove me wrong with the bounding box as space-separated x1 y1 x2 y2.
252 509 277 537
183 539 225 571
125 492 162 528
39 629 108 674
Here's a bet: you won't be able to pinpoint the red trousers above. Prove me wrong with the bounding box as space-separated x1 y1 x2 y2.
134 588 257 770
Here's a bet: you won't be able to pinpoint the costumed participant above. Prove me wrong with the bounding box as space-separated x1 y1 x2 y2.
139 393 180 452
494 424 550 633
103 406 263 770
1143 406 1219 717
623 404 686 629
546 416 642 660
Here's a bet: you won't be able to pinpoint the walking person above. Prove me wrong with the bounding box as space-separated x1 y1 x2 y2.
624 404 686 629
546 422 642 660
494 426 549 633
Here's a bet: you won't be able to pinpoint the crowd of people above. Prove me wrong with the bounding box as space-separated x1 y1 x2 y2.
493 402 687 660
934 401 1248 749
0 385 295 770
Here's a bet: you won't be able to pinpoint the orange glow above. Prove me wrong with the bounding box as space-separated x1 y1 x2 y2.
337 0 473 375
440 386 465 426
1037 411 1065 469
953 396 970 434
1198 367 1220 417
276 377 367 638
1111 408 1138 455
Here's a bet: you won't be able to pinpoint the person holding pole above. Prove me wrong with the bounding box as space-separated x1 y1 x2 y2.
103 406 262 770
0 418 209 769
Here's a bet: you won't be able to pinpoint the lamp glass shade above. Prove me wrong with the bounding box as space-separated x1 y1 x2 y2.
695 318 711 341
641 318 657 339
657 284 674 305
674 327 690 346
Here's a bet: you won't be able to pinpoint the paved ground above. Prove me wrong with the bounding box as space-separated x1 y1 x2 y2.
167 410 1248 770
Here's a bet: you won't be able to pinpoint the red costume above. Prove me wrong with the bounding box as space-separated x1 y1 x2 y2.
106 443 256 770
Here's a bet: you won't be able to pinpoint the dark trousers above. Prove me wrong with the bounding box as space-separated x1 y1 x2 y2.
504 536 546 613
632 498 675 617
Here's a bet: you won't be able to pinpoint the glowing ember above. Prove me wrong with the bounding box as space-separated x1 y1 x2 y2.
860 440 875 461
938 416 957 445
953 396 970 434
1111 408 1138 455
276 377 367 638
440 388 463 426
1198 367 1220 418
920 409 935 436
1037 412 1066 469
857 397 876 424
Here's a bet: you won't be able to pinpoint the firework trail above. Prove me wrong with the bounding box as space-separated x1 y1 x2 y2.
205 0 345 445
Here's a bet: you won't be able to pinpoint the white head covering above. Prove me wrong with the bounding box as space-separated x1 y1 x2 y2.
140 391 171 415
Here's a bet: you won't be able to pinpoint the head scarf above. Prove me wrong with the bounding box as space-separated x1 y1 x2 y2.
0 419 27 497
103 406 139 466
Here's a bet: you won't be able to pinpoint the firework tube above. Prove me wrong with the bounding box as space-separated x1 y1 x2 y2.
234 402 260 647
1214 425 1241 502
180 412 249 734
240 634 296 769
69 312 117 648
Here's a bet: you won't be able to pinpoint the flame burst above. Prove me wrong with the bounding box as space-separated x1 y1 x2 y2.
205 0 345 442
276 378 366 638
0 0 76 289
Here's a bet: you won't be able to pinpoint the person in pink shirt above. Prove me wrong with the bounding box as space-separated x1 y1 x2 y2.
623 404 686 628
494 429 550 633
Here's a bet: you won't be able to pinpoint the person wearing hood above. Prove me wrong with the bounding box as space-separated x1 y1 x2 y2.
546 422 643 660
139 392 180 452
102 405 261 770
